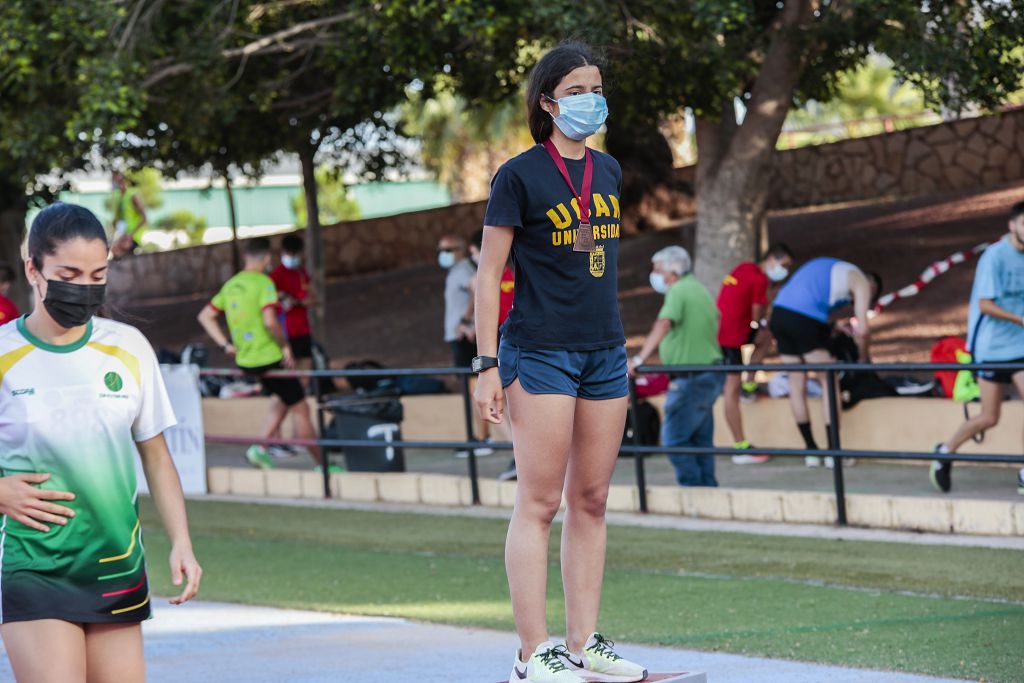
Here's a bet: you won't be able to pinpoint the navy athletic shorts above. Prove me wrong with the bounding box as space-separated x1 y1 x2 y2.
497 340 628 400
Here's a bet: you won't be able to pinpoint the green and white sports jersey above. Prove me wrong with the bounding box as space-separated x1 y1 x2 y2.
0 315 176 624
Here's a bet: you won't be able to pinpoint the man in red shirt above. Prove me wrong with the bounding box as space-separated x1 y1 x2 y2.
270 234 315 366
717 243 794 464
0 265 20 327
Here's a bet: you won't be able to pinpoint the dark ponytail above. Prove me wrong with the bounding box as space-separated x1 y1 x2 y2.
28 203 108 270
526 41 605 144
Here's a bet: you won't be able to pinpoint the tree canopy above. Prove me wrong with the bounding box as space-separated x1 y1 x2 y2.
2 0 1023 299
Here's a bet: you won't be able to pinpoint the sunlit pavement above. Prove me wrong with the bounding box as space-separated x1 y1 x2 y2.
0 599 962 683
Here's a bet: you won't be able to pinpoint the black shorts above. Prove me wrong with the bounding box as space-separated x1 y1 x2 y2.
450 338 477 368
245 361 306 407
976 357 1024 385
769 307 831 357
289 334 313 360
722 346 744 367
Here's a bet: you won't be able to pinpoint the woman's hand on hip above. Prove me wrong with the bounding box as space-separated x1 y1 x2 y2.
0 473 75 532
474 368 505 424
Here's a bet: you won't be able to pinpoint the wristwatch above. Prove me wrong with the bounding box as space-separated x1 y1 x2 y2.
471 355 499 373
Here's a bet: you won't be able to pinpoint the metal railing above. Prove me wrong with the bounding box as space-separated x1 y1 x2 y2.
199 361 1024 526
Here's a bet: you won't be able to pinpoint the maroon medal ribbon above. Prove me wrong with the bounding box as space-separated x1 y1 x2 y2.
542 138 596 252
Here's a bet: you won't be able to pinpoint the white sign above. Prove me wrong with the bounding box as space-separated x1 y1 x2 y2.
136 364 208 495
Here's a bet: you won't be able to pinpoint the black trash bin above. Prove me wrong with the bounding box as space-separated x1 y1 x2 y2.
323 393 405 472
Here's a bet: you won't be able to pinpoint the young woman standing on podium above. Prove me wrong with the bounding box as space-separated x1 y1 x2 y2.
473 43 648 683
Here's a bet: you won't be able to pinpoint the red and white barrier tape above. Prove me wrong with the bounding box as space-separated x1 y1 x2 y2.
871 239 998 314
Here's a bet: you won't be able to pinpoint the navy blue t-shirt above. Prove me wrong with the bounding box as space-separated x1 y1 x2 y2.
484 144 625 350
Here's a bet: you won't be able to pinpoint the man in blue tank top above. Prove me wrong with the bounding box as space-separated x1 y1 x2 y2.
769 258 881 467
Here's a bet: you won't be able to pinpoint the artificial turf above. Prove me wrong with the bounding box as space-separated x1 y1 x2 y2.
140 499 1024 682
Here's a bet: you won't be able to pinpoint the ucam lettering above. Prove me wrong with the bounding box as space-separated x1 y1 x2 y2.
551 223 621 247
545 193 621 230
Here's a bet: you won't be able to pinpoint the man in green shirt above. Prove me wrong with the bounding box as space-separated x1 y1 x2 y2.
198 238 320 469
110 171 148 258
628 246 724 486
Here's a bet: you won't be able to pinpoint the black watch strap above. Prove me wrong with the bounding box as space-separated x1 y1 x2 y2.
471 355 499 373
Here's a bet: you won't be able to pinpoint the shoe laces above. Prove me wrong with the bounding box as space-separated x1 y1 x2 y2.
537 644 571 672
587 634 622 661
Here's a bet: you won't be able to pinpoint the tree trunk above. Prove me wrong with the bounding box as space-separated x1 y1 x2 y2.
224 175 241 272
298 145 324 342
0 204 29 311
692 1 813 296
694 170 769 294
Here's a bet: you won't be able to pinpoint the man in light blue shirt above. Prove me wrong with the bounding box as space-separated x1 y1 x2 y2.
932 200 1024 494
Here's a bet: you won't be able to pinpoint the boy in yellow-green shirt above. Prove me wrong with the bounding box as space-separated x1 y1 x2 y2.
197 238 321 469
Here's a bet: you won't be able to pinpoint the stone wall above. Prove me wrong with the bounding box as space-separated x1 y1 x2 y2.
108 200 487 301
764 107 1024 208
111 108 1024 302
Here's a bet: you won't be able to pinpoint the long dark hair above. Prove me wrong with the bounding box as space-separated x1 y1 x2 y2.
28 202 108 270
526 41 605 144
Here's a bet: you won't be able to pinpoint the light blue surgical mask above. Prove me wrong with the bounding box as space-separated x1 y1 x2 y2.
766 263 789 283
282 254 302 270
438 250 456 269
547 93 609 141
649 272 670 294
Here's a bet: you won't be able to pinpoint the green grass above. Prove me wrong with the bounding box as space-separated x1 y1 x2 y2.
140 499 1024 682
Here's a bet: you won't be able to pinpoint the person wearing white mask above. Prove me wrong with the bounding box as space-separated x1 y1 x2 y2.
270 235 316 366
716 243 795 464
629 246 725 488
473 42 647 683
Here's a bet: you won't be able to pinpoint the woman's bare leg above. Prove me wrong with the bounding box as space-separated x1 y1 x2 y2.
504 380 577 657
561 394 628 652
84 622 144 683
2 620 87 683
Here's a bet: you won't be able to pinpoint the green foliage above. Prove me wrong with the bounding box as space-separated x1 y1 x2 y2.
0 0 140 208
290 169 361 227
154 209 207 248
400 90 533 200
783 57 933 148
102 168 165 216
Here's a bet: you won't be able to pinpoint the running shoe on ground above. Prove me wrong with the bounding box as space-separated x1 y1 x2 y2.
731 441 771 465
1017 468 1024 496
509 642 585 682
268 444 298 459
498 459 518 481
805 456 822 468
245 445 275 470
564 633 647 683
930 445 952 493
313 464 345 474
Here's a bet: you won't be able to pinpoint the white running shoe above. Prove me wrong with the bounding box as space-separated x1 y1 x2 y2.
564 633 648 682
805 456 822 467
509 642 585 682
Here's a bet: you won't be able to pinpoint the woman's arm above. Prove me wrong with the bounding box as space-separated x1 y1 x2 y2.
473 227 514 423
137 434 202 605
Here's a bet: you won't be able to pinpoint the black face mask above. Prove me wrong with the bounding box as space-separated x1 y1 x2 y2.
41 279 106 328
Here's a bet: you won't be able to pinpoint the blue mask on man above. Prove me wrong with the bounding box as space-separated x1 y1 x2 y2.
548 93 609 141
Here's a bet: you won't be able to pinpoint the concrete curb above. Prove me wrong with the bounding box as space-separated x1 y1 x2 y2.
206 467 1023 537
